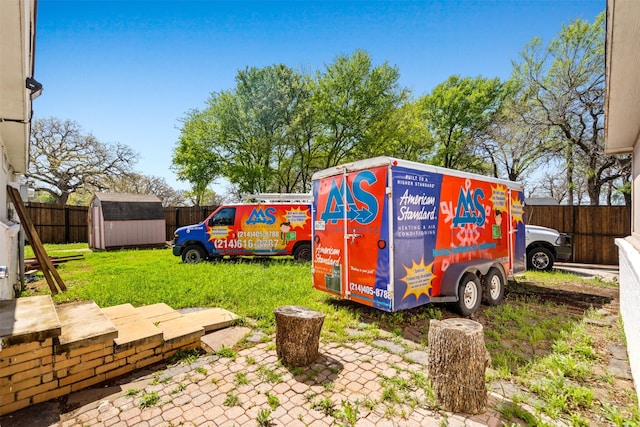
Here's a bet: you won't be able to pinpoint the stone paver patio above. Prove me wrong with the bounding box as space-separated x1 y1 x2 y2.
3 333 508 427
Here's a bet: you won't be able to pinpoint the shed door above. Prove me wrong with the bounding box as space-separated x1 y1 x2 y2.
91 206 104 250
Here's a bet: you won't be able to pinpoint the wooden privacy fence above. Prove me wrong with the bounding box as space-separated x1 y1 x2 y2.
24 203 89 244
23 203 630 265
164 206 218 241
24 203 218 246
525 205 631 266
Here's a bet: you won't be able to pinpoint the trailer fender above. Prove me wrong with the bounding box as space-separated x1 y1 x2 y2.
438 259 499 299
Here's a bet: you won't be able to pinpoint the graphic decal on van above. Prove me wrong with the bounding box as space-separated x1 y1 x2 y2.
246 207 277 225
207 226 231 240
204 205 311 254
491 184 508 212
284 206 311 228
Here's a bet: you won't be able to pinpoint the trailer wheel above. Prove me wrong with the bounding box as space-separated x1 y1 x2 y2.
293 242 311 261
483 268 505 306
456 273 482 316
182 245 206 264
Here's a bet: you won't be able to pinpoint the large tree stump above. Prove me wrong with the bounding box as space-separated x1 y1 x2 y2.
274 306 325 367
427 318 491 414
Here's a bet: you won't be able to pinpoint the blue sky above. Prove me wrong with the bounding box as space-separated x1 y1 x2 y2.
34 0 604 194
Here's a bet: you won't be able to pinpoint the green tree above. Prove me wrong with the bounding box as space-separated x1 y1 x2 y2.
312 50 408 168
172 108 222 205
514 11 630 205
418 75 510 173
206 64 313 194
355 100 433 162
183 188 225 207
174 50 412 194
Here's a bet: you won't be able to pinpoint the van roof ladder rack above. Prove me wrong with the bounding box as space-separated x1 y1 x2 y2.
240 193 312 203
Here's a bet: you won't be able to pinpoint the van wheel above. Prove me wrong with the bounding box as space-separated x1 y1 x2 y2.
483 268 505 306
527 247 554 271
182 245 206 263
293 243 311 261
456 273 481 316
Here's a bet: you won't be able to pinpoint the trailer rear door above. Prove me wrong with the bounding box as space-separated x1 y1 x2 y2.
312 166 393 311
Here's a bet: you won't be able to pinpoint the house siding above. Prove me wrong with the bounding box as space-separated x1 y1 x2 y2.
616 238 640 404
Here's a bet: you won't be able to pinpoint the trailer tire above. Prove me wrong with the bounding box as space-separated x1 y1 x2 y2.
483 268 505 306
456 273 482 316
293 242 312 261
182 245 207 264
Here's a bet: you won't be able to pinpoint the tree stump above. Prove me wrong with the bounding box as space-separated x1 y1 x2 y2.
274 306 325 367
427 318 491 414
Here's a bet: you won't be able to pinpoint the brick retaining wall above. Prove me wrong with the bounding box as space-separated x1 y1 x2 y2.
0 332 200 416
0 298 238 417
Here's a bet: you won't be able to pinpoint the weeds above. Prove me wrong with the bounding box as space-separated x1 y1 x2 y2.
334 400 359 426
234 371 249 385
311 396 335 416
495 402 540 426
257 364 282 383
125 389 140 397
265 391 280 410
215 345 238 360
170 349 201 364
223 392 241 407
139 391 160 408
256 408 274 427
171 383 187 394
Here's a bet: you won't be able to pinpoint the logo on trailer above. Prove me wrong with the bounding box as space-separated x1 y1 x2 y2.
246 207 277 225
452 184 486 228
321 171 379 225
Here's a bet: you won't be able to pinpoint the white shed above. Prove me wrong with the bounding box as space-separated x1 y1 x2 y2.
89 193 166 250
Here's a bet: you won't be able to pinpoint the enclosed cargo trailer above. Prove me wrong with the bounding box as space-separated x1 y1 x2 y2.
311 157 526 315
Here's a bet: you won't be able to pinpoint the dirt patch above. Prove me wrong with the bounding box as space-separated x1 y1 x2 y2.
351 279 618 346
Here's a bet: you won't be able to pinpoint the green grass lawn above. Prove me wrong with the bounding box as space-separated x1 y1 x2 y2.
25 244 336 332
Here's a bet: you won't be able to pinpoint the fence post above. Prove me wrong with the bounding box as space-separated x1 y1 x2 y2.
64 206 70 244
175 208 180 229
572 205 577 263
